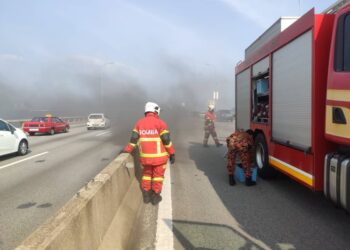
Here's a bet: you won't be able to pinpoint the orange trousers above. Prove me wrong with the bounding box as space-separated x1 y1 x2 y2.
141 164 166 194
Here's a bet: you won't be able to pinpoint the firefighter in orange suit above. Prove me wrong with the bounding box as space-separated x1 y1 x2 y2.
226 129 256 186
122 102 175 205
203 104 222 147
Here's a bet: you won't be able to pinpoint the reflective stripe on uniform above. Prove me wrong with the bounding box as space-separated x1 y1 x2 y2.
133 129 139 134
153 177 164 182
139 138 162 142
129 143 136 147
140 152 169 158
139 137 168 157
160 130 169 136
142 176 152 181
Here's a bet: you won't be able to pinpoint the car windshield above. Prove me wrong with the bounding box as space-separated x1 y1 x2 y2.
89 115 103 119
31 117 48 122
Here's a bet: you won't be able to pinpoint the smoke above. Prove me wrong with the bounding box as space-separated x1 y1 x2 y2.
0 53 233 145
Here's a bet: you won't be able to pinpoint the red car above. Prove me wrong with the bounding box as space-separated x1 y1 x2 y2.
22 115 70 136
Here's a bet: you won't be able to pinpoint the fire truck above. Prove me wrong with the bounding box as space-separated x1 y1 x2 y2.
235 2 350 211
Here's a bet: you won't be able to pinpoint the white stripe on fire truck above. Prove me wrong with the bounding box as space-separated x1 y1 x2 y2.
269 156 314 186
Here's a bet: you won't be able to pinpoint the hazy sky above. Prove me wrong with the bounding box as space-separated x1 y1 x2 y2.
0 0 336 116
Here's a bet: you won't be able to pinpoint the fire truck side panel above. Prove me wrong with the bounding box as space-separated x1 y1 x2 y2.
236 69 251 131
313 14 337 190
269 143 314 187
235 10 337 191
326 4 350 146
236 9 315 75
271 30 312 150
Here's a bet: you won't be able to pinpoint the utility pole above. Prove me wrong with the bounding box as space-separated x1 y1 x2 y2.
213 91 219 106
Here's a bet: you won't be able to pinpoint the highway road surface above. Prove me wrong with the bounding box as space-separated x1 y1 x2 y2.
133 116 350 250
0 125 122 250
2 116 350 250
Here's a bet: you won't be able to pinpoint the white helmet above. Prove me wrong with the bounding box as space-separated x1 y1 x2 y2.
145 102 160 115
208 104 215 111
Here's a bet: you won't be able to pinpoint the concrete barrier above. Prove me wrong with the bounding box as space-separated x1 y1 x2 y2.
16 153 142 250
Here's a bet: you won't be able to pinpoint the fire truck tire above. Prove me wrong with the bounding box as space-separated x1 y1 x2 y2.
255 133 276 178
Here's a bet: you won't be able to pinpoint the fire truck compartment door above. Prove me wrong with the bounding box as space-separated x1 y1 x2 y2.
272 30 312 149
236 68 250 130
253 57 269 77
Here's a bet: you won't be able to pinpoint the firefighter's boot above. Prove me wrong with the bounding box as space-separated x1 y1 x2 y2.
229 175 236 186
151 192 162 205
142 190 152 204
216 142 223 147
245 176 256 186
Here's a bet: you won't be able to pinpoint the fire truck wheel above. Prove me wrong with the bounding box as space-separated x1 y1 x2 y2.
255 133 276 178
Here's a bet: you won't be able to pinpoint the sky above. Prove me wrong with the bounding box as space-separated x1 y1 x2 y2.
0 0 336 118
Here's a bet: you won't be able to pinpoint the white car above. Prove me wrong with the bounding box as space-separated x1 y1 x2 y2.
86 113 110 130
0 119 29 157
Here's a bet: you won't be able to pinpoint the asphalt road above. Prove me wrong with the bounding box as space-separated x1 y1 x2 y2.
0 125 122 250
134 116 350 250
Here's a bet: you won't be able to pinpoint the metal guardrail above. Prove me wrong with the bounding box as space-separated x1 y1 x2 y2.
7 116 87 128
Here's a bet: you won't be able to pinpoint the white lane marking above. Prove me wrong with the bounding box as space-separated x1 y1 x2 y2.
0 152 49 170
156 163 174 250
95 131 111 137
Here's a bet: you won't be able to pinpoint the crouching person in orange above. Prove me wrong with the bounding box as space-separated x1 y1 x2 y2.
226 129 255 186
122 102 175 205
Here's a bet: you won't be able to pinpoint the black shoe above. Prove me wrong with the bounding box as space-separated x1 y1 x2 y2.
216 143 223 147
151 192 162 205
229 175 236 186
245 176 256 186
142 190 152 204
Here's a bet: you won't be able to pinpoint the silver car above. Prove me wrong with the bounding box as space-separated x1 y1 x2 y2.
86 113 110 130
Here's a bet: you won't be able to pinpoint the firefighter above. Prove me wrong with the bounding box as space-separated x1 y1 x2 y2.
226 129 256 186
203 104 222 147
122 102 175 205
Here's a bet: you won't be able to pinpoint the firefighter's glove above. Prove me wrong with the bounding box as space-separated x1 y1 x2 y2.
170 154 175 164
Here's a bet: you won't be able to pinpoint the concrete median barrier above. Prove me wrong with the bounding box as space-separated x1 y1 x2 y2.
16 153 142 250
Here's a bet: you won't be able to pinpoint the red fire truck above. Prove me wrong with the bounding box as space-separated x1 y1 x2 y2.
235 3 350 211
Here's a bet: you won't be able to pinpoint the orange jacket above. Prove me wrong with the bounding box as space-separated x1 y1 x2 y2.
124 113 175 166
204 111 216 128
